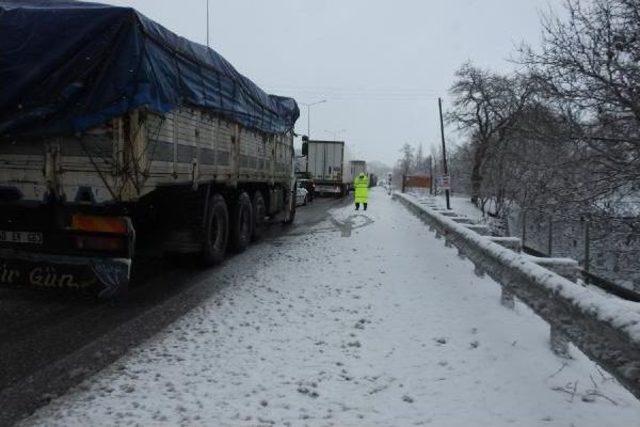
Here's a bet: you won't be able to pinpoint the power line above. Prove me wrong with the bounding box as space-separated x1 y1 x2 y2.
260 85 442 102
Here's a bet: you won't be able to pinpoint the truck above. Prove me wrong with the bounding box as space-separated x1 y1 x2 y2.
304 139 351 196
0 1 299 297
349 160 367 180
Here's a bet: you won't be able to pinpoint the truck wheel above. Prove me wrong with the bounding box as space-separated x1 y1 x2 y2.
284 198 296 225
201 194 229 266
252 191 266 241
230 191 253 252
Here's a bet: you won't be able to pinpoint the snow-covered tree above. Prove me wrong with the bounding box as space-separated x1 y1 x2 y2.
447 63 534 205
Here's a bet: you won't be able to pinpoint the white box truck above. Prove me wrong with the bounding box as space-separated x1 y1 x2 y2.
305 140 352 196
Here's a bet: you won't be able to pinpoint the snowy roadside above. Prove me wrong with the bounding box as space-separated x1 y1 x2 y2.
410 191 640 317
408 190 487 224
21 188 640 426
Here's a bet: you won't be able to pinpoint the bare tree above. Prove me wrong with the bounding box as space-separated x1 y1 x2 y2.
399 143 415 176
520 0 640 214
447 63 534 204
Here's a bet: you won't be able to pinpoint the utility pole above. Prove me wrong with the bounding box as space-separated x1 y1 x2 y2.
206 0 210 47
428 155 433 195
438 97 451 210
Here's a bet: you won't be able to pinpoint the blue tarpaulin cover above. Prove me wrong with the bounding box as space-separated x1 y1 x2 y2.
0 0 299 138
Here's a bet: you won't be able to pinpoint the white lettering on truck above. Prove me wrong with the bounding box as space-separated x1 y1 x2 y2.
0 264 20 284
29 267 79 288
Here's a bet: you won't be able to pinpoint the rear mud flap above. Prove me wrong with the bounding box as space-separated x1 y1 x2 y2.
91 258 131 298
0 249 131 298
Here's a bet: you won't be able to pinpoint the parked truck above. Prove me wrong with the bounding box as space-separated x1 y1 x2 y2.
349 160 367 181
304 139 352 196
0 1 299 297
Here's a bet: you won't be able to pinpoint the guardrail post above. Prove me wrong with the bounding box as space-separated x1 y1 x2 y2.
474 263 485 278
529 258 579 283
500 286 515 310
550 324 572 359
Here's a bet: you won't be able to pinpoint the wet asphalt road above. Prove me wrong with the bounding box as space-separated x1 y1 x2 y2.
0 196 350 426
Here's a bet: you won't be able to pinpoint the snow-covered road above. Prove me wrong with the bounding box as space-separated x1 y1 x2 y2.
23 189 640 426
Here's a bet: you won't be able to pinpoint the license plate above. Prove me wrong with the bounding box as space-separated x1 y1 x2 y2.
0 230 43 245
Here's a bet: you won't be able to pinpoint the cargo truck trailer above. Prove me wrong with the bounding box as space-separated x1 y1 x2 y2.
305 139 351 196
0 1 299 297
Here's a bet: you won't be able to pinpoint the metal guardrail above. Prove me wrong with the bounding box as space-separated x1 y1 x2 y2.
394 192 640 400
522 246 640 303
581 271 640 303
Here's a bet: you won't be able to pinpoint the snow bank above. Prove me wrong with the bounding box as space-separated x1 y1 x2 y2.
395 191 640 397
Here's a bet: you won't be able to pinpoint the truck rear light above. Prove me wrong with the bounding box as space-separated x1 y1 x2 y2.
73 235 124 252
71 214 128 234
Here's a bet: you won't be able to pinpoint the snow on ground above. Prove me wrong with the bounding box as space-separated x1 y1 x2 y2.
22 188 640 426
409 190 486 224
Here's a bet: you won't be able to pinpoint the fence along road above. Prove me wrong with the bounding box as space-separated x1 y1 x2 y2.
394 191 640 400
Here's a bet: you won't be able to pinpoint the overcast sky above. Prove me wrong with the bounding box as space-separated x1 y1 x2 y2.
90 0 558 165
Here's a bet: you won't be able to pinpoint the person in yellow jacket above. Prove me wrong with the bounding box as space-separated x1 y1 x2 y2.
354 172 369 210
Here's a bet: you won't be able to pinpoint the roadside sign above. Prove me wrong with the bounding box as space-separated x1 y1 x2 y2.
437 175 451 190
404 175 431 189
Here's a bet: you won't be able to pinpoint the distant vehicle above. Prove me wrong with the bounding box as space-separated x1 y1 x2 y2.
294 155 307 174
349 160 367 181
305 139 351 196
296 185 309 206
297 178 315 202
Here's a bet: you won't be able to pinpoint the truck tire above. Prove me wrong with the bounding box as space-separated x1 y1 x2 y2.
284 203 296 224
230 191 253 252
201 193 229 266
252 191 266 241
283 197 296 225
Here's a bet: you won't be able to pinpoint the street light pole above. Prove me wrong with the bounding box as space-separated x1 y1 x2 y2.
302 100 326 139
206 0 210 47
429 155 433 195
438 97 451 210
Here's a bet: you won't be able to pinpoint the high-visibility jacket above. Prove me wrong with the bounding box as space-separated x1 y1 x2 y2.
354 173 369 203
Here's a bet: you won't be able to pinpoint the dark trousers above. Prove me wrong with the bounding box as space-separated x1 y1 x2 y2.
355 202 368 211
